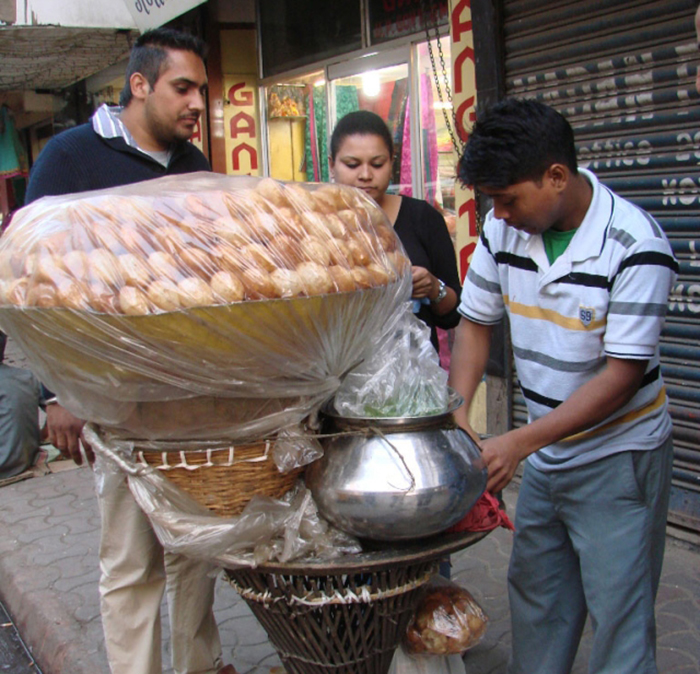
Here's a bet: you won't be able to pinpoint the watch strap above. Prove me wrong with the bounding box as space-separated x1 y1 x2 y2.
430 279 447 304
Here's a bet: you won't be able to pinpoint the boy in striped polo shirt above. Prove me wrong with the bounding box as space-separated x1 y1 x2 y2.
449 98 678 674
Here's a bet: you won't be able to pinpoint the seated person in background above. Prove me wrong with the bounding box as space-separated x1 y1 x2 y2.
329 110 461 358
0 332 41 480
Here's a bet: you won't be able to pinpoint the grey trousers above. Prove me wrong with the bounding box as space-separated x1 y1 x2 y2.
507 435 674 674
0 364 40 479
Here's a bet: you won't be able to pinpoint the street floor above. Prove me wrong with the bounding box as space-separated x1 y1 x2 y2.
0 600 43 673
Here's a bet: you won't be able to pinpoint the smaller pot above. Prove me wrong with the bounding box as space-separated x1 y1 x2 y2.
305 392 487 541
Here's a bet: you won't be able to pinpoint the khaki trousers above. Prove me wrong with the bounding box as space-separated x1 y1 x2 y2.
97 465 223 674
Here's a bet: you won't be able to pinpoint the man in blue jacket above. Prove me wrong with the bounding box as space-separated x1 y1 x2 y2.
26 27 236 674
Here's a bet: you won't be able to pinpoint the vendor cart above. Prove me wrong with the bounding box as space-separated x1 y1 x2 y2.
0 173 493 674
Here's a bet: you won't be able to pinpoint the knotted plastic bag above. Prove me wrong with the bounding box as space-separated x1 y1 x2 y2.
404 577 488 655
333 304 449 418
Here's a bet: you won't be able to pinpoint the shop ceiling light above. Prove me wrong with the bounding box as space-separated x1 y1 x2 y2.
362 71 380 97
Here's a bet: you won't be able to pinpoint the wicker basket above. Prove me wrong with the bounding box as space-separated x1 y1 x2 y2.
137 442 304 517
226 560 437 674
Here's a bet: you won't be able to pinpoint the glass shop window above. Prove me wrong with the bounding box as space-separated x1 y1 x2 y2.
330 63 411 195
417 35 456 236
266 73 329 183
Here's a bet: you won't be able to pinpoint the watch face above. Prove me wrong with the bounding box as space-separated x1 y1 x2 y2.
432 280 447 303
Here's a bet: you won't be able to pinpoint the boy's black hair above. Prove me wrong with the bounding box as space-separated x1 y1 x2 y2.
119 28 207 107
330 110 394 161
458 98 578 188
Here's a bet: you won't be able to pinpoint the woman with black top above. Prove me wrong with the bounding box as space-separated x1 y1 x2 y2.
329 110 461 356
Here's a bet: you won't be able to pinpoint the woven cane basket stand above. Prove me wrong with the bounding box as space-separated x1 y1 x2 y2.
137 442 303 517
225 529 489 674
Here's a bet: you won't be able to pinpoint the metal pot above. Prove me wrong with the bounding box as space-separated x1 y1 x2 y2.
305 391 487 541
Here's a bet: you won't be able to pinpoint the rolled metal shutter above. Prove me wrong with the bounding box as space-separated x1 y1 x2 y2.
504 0 700 537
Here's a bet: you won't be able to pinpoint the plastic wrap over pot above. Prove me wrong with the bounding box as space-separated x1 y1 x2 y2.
87 425 362 567
0 173 412 440
333 305 449 418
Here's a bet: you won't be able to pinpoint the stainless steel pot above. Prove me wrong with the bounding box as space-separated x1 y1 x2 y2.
305 391 487 541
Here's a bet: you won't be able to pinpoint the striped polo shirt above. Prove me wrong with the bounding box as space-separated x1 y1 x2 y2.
459 168 679 471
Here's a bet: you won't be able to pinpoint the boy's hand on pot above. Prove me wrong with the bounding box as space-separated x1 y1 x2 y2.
481 434 523 493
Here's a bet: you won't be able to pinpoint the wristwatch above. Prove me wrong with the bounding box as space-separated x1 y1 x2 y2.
430 279 448 304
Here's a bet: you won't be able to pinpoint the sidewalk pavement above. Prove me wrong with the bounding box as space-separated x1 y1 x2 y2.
0 462 698 674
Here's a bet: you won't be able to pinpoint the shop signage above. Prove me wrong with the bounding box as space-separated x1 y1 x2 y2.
449 0 478 280
121 0 206 32
224 76 261 176
370 0 448 43
189 117 203 154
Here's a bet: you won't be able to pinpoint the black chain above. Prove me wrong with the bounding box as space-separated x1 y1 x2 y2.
420 0 483 234
420 0 464 154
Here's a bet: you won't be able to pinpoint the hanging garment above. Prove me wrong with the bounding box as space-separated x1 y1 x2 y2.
0 105 29 180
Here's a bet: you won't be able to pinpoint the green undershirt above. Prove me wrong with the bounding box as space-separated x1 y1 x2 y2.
542 227 577 264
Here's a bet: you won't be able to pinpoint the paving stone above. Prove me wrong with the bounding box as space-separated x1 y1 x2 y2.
655 645 700 672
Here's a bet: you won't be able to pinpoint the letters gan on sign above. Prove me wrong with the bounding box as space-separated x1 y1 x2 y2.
225 77 260 175
450 0 478 280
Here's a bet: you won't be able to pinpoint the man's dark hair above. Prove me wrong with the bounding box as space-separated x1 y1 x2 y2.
330 110 394 161
119 28 207 107
458 98 578 188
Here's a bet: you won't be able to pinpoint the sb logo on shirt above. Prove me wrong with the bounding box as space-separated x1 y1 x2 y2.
579 306 595 327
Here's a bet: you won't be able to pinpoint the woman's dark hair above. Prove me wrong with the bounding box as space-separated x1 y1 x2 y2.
458 98 578 188
119 28 207 107
330 110 394 161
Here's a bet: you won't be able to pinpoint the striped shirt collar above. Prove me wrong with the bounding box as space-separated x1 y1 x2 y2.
563 168 613 262
519 167 613 264
91 103 138 148
91 103 173 166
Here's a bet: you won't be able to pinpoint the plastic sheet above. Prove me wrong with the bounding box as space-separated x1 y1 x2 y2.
388 645 466 674
333 305 449 418
271 422 324 473
88 424 362 567
0 174 412 442
404 577 488 655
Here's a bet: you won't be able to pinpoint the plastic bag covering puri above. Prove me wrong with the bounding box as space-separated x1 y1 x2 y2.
0 173 412 442
404 577 488 655
333 305 449 418
88 426 363 569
